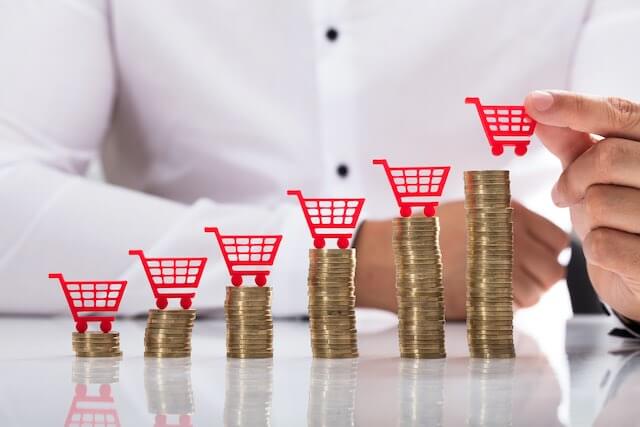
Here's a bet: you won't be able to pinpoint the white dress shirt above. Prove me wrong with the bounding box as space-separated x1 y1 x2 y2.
1 0 639 316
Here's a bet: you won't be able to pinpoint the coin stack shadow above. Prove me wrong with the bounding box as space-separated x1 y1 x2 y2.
467 359 515 426
307 249 358 359
225 286 273 359
464 170 515 359
144 358 194 424
224 358 273 427
307 359 358 427
393 217 446 359
144 309 196 358
72 332 122 358
399 359 446 427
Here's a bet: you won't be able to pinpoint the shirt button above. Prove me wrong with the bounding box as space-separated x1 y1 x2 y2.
326 27 339 42
336 164 349 178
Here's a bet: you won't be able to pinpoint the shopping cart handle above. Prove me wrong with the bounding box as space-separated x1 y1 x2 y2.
204 227 219 234
48 273 64 280
371 159 388 166
465 97 480 105
286 190 302 196
128 249 144 257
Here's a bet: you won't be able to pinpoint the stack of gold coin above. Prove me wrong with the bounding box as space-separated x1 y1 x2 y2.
307 249 358 359
72 332 122 357
464 170 515 359
393 216 446 359
144 309 196 358
225 286 273 359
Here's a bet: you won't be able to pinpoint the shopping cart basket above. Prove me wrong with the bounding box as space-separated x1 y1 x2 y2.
287 190 365 249
373 159 450 217
204 227 282 287
65 384 120 427
49 273 127 333
129 250 207 310
465 97 537 156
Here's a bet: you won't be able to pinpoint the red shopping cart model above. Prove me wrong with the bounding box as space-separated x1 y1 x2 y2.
287 190 365 249
204 227 282 287
129 250 207 310
373 159 450 217
49 273 127 333
65 384 121 427
465 97 537 156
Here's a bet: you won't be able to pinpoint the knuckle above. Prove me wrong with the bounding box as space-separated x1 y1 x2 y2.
594 139 619 176
606 97 640 130
585 228 611 265
583 185 607 228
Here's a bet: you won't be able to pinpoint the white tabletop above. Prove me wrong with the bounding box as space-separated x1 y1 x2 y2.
1 312 639 426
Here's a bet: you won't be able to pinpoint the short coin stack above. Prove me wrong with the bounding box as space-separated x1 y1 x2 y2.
393 217 446 359
72 332 122 358
464 170 515 359
144 309 196 358
307 249 358 359
225 286 273 359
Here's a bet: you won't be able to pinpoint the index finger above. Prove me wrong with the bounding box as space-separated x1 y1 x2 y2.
524 90 640 141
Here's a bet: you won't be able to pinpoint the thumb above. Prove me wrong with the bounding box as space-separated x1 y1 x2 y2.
525 91 595 168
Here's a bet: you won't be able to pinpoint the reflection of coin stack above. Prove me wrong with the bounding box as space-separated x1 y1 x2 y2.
307 359 358 427
393 217 446 359
308 249 358 359
467 359 515 426
464 171 515 359
399 359 446 427
72 332 122 358
224 359 273 427
144 309 196 358
72 357 121 384
225 287 273 359
144 358 194 422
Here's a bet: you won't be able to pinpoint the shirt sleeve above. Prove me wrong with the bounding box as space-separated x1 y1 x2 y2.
0 0 309 317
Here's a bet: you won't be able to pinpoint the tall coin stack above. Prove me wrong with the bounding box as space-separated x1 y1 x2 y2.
307 249 358 359
393 217 446 359
72 332 122 358
144 309 196 358
225 286 273 359
464 170 515 359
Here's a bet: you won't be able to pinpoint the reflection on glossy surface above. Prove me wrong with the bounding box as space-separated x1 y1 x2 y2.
224 358 273 427
308 359 358 427
467 359 514 427
144 358 194 427
399 359 445 427
66 358 122 427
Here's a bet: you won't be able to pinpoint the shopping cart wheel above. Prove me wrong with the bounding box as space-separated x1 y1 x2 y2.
491 144 504 156
99 384 111 398
76 320 88 333
100 320 112 333
337 238 350 249
75 384 87 397
255 274 267 287
231 274 243 287
156 297 169 310
180 297 192 309
156 415 167 425
313 237 326 249
424 205 436 217
515 145 528 156
400 206 412 217
179 415 191 426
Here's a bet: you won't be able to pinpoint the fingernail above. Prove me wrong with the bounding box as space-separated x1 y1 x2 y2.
530 90 554 111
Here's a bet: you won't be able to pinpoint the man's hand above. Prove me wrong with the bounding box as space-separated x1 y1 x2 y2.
355 201 568 319
525 90 640 321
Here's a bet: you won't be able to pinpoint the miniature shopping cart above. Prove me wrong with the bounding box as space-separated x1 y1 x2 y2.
465 97 537 156
49 273 127 333
204 227 282 287
373 159 450 217
65 384 121 427
287 190 365 249
129 250 207 310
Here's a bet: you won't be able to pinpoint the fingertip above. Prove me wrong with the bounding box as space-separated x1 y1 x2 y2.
526 90 555 113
